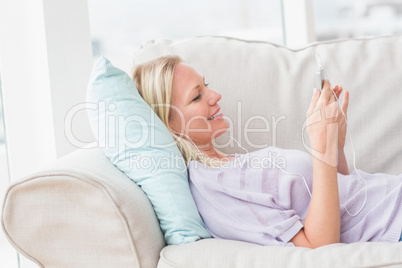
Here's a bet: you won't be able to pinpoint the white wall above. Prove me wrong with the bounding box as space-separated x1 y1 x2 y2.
0 0 94 182
282 0 316 47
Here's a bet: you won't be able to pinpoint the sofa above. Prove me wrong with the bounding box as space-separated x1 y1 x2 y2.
2 35 402 268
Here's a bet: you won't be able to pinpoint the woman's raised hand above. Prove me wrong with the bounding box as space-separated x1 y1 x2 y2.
333 85 349 150
306 80 349 166
295 80 344 248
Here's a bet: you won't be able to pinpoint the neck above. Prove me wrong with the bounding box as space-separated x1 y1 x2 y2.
199 144 225 159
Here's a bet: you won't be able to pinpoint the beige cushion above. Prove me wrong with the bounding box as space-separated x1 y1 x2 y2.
158 239 402 268
133 35 402 175
2 148 165 268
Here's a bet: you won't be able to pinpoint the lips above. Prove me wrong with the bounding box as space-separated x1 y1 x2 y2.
207 107 221 120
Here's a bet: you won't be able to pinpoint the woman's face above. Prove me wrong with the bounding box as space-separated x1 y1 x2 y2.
169 63 229 148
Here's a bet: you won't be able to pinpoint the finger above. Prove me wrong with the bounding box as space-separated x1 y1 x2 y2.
330 85 338 102
307 88 321 115
318 80 332 104
335 86 343 100
342 89 349 116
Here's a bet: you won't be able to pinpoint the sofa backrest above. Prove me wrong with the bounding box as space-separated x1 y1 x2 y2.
132 35 402 175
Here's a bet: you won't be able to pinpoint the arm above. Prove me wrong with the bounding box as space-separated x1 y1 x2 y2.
333 85 350 175
337 149 349 175
291 158 340 248
291 81 348 248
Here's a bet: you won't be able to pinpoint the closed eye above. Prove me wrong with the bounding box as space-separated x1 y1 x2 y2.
192 94 201 102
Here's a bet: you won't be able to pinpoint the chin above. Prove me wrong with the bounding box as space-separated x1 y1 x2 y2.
211 120 229 139
213 129 227 139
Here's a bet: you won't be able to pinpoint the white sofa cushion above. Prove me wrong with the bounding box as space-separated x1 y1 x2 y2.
158 239 402 268
132 35 402 175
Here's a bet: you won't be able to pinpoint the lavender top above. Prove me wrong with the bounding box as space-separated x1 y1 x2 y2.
187 147 402 246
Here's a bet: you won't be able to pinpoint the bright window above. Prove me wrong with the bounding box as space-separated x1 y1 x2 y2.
314 0 402 41
0 61 19 268
88 0 284 72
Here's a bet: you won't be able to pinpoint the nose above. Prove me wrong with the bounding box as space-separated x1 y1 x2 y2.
207 89 221 106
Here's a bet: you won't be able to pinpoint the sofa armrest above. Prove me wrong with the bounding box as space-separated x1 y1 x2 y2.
1 147 165 268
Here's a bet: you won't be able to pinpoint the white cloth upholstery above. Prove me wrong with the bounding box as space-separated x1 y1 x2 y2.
2 148 165 268
2 35 402 267
132 35 402 175
158 239 402 268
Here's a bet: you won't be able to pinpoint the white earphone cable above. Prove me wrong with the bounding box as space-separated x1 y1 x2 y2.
321 68 367 216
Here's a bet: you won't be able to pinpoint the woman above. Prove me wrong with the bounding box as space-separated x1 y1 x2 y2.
132 55 402 248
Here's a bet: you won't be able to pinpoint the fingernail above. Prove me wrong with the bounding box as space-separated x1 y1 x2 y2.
313 88 318 94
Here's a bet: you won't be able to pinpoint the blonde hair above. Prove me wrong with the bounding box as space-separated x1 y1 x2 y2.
132 55 226 166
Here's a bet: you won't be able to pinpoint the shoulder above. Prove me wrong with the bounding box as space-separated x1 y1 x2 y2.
187 160 205 170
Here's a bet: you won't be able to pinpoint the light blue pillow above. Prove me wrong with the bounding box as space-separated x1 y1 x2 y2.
86 56 211 244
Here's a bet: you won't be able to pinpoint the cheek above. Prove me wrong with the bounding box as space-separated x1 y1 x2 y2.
211 118 229 136
181 107 208 132
169 106 187 132
169 110 180 127
170 106 208 132
185 114 210 132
